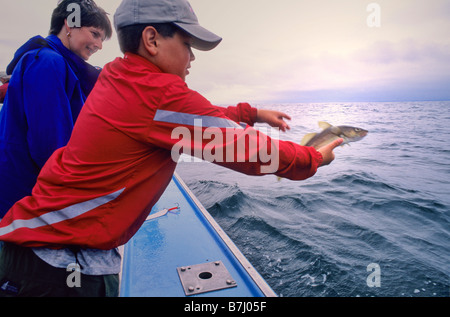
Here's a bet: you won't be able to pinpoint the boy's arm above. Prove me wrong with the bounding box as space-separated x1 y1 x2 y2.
148 86 323 180
216 103 292 132
214 103 257 126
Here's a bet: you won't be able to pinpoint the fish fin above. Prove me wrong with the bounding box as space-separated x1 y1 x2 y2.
318 121 332 130
338 140 349 147
300 133 317 146
341 136 349 146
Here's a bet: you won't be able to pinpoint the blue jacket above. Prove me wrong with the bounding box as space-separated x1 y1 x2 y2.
0 35 101 217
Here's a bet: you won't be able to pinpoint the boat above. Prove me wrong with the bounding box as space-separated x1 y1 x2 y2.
119 172 277 297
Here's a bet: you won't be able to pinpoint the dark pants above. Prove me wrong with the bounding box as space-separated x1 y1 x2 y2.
0 242 119 297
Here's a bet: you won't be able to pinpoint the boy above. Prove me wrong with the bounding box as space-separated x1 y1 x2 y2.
0 0 342 297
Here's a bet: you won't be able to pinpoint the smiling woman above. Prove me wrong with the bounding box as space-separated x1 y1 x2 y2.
0 0 112 218
61 26 107 60
50 0 112 60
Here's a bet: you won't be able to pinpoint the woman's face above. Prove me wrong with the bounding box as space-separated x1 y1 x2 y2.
67 26 106 61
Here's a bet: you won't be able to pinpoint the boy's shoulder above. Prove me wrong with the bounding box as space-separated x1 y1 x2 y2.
106 54 189 90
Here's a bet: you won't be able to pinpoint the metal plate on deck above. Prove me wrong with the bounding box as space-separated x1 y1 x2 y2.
177 261 237 296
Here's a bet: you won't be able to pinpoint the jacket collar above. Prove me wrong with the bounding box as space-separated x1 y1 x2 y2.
7 35 101 98
123 52 163 74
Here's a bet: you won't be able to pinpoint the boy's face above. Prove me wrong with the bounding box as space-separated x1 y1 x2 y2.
155 31 196 81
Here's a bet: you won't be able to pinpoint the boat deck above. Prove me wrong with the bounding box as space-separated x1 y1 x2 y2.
119 173 276 297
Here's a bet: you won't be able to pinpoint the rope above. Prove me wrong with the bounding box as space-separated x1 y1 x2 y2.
145 204 180 221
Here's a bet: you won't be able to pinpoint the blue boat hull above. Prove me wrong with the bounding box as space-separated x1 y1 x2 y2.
119 173 276 297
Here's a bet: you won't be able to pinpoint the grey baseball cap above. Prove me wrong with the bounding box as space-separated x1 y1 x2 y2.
114 0 222 51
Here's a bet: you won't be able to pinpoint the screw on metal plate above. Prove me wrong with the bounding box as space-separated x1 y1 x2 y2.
177 261 237 296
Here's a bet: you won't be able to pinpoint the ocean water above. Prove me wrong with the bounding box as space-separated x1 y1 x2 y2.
176 101 450 297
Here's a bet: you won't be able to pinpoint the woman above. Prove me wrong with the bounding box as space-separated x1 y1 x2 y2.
0 0 112 218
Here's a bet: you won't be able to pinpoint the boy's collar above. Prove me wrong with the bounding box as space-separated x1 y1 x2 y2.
124 52 163 73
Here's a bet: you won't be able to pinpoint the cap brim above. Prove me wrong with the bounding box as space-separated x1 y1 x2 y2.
174 22 222 51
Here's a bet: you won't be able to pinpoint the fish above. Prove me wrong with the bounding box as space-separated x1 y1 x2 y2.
276 122 368 181
300 121 368 149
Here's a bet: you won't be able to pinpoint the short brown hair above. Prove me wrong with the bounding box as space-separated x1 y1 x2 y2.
50 0 112 40
117 23 179 54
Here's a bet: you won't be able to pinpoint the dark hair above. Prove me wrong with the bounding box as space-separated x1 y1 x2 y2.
50 0 112 40
117 23 179 54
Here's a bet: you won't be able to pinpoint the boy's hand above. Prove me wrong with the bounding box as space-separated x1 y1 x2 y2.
317 138 344 167
256 109 291 132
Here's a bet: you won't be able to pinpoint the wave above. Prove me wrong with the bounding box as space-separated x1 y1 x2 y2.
185 173 450 296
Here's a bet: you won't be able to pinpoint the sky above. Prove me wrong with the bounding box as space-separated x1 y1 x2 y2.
1 0 449 104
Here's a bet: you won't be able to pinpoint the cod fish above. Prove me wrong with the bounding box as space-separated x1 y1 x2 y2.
277 122 367 181
300 121 368 149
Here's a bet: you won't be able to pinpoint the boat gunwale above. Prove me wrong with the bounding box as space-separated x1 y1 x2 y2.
172 172 277 297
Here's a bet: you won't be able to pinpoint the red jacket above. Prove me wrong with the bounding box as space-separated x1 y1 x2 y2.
0 53 322 250
0 83 7 103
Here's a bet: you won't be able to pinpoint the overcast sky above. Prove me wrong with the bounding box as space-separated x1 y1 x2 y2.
1 0 449 104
